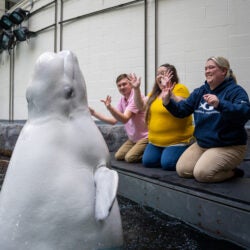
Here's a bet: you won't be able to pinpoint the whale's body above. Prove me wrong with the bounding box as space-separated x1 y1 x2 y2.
0 51 123 250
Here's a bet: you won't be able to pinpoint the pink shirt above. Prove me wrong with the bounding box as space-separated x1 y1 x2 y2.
117 90 148 143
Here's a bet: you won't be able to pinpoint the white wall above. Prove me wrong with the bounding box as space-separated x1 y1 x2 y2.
157 0 250 92
0 0 249 120
13 0 56 119
0 53 10 119
0 1 9 119
0 2 4 15
62 0 145 116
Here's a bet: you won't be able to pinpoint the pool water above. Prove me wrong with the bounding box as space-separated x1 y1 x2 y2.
118 196 244 250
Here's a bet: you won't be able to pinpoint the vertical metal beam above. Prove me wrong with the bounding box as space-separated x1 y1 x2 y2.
9 56 12 121
59 0 63 51
144 0 147 95
54 0 58 52
9 51 14 121
155 0 158 75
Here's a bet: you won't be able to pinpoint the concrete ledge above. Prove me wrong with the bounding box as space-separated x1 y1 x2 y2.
0 120 128 154
1 120 250 158
97 123 127 152
0 121 24 156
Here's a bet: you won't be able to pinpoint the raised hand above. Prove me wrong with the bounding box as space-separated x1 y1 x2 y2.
161 70 175 105
157 68 173 88
128 73 141 89
101 95 112 108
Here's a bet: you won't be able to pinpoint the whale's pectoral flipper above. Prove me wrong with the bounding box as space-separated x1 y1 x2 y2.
94 166 118 221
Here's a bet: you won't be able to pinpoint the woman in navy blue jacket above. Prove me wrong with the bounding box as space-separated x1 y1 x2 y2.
162 56 250 182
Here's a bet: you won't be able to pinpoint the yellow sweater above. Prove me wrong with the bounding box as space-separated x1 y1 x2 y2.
148 83 194 146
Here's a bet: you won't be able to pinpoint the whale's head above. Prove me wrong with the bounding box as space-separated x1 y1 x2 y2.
26 50 88 120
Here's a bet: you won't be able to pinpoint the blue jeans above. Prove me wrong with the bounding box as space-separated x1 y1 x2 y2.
142 143 189 170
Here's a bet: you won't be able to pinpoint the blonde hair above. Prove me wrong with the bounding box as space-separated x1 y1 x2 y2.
207 56 237 83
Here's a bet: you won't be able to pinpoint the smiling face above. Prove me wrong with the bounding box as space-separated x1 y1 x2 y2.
116 77 132 99
205 59 227 90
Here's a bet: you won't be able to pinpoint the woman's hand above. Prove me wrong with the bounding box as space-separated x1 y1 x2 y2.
129 73 141 89
203 94 219 108
161 75 175 106
157 68 173 88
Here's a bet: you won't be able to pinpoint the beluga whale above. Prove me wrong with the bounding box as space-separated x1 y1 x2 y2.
0 50 123 250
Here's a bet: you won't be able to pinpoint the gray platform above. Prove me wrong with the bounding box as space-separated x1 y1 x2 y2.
111 155 250 204
111 154 250 249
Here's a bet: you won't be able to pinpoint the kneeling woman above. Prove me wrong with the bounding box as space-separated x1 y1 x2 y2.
130 64 194 170
163 56 250 182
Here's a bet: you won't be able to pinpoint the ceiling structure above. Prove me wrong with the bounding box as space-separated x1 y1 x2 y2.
7 0 21 3
5 0 22 10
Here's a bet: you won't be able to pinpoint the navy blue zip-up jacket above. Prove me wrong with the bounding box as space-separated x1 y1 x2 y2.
164 77 250 148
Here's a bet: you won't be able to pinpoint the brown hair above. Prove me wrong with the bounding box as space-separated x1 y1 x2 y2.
116 73 129 83
145 64 179 123
207 56 237 83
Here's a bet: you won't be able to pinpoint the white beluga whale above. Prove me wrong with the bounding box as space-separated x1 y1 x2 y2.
0 51 123 250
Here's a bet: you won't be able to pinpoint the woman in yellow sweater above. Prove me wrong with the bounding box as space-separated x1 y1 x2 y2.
131 64 194 170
